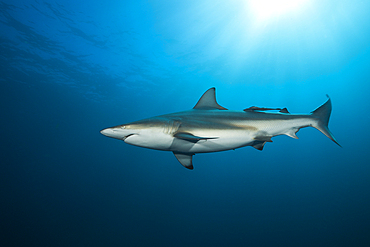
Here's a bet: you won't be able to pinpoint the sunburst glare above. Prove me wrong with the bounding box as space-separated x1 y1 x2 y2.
248 0 309 22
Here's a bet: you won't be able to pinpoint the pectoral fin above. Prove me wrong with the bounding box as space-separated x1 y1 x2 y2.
173 152 194 170
174 132 218 143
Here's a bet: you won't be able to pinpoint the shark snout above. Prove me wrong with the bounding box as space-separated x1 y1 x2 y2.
100 127 136 141
100 128 115 137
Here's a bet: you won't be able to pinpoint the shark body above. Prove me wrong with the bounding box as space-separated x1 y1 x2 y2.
101 88 340 169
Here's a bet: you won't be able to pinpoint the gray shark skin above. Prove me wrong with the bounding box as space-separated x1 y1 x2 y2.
101 88 340 170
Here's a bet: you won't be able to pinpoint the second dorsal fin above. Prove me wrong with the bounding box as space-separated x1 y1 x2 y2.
193 88 227 110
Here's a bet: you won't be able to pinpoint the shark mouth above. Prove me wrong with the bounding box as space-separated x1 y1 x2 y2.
123 134 135 141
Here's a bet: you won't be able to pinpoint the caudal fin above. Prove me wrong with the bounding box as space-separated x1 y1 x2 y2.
311 95 341 147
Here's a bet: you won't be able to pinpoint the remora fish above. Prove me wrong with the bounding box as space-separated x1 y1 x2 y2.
101 88 340 169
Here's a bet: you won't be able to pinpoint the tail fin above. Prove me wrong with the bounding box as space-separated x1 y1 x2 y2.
311 95 341 147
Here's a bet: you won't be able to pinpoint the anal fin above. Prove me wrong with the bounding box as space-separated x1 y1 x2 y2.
285 128 299 139
173 152 194 170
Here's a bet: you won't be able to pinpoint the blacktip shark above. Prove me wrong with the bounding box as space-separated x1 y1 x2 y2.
101 88 340 170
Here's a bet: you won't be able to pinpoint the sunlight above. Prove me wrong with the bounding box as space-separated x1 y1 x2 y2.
248 0 309 22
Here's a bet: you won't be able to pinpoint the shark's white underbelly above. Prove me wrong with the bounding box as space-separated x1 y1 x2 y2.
124 129 255 153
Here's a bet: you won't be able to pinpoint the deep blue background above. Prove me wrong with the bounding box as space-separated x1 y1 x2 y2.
1 0 370 246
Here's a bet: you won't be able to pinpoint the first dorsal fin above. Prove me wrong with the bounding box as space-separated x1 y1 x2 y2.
193 88 227 110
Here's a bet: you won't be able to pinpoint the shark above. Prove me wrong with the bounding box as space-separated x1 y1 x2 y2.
100 88 340 169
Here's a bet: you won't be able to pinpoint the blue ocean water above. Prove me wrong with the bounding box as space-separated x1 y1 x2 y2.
1 0 370 246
